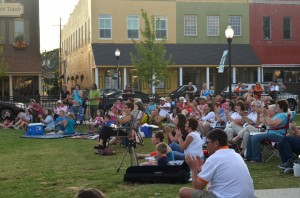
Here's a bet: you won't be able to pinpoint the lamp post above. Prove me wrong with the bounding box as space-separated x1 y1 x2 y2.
225 25 234 99
115 48 120 89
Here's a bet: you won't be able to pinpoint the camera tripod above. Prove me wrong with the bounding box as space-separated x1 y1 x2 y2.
117 129 144 173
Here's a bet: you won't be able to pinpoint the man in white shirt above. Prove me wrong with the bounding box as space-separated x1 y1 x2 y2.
179 128 254 198
157 97 170 118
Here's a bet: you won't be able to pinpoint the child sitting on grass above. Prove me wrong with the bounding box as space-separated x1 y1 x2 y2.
87 110 104 133
156 142 169 166
140 142 169 166
57 113 76 135
0 111 14 129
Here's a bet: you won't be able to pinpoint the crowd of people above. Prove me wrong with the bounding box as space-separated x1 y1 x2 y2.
1 80 299 198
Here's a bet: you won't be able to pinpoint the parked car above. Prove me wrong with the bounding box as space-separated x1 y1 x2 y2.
221 82 298 111
99 90 150 112
169 85 198 100
99 88 121 98
0 100 25 120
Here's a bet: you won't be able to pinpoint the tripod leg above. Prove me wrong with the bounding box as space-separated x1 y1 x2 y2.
117 148 128 173
131 146 138 166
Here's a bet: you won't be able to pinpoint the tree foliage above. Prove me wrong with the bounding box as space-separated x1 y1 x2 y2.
0 45 7 77
130 9 173 88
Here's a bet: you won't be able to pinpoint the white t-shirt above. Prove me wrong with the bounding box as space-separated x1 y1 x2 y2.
198 148 254 198
201 111 216 123
230 112 242 120
184 131 203 158
159 102 171 118
246 112 257 126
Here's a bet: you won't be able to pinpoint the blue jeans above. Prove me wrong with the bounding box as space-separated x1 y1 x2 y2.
169 142 185 160
246 132 284 162
278 136 300 163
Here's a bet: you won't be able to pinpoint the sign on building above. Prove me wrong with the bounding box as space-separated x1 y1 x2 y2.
218 50 228 73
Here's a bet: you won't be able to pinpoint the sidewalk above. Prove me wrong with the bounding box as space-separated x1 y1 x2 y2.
254 188 300 198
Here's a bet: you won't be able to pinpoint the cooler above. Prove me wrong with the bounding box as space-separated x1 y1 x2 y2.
27 123 44 135
140 126 152 138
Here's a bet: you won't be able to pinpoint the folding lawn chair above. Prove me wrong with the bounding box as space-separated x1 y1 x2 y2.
262 114 290 163
109 110 144 149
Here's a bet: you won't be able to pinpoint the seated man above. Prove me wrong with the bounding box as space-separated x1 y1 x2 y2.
278 123 300 170
179 128 254 198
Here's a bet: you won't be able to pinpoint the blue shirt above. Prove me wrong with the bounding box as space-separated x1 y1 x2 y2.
55 116 66 131
65 118 75 134
269 112 288 136
73 90 82 105
45 115 55 130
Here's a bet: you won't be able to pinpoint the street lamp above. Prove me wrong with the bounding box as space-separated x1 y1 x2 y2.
115 48 120 89
225 25 234 99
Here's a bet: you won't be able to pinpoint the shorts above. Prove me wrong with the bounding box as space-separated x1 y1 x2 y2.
192 190 217 198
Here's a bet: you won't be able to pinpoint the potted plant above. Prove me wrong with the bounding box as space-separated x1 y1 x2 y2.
14 34 26 49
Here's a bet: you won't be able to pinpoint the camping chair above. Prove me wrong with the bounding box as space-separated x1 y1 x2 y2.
109 110 144 149
262 114 291 163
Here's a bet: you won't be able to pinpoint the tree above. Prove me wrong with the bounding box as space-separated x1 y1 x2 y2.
0 45 7 77
130 9 173 94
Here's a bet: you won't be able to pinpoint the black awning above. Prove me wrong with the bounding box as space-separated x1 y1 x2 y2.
92 43 260 66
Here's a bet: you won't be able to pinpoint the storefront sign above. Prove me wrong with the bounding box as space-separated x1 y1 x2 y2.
0 3 24 17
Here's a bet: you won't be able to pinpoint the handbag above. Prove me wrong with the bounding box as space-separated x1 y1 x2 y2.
100 148 116 156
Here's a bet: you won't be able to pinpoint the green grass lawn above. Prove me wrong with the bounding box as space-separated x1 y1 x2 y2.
1 116 300 198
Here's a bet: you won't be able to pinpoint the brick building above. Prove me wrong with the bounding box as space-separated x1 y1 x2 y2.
0 0 41 98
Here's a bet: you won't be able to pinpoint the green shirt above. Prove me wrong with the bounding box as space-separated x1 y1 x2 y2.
88 90 100 106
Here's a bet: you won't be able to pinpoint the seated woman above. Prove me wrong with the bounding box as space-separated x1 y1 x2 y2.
224 100 246 140
246 100 289 162
175 117 204 159
53 100 68 120
145 97 156 115
176 97 186 113
14 109 32 130
231 101 264 156
166 114 189 160
38 109 55 133
165 107 180 127
94 101 134 150
148 109 163 129
197 103 216 142
58 113 76 135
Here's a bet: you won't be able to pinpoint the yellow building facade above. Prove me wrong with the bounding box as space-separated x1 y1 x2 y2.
61 0 178 94
62 0 259 95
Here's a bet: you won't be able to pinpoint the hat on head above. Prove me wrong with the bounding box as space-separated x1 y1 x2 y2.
29 99 36 103
57 100 62 103
199 96 207 101
118 96 123 100
159 97 166 101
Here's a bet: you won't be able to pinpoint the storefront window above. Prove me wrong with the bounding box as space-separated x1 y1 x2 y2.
105 69 120 89
12 76 39 96
264 67 300 83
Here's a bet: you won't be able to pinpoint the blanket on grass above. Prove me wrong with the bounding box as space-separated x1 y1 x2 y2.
21 132 90 139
